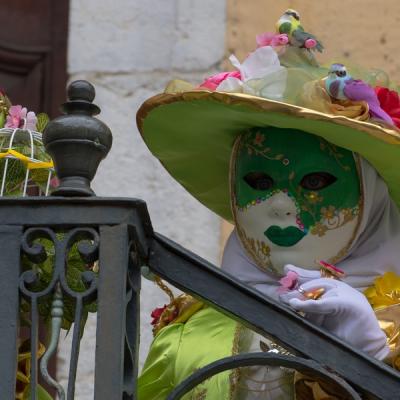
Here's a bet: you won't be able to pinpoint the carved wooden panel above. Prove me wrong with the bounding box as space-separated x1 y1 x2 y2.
0 1 69 117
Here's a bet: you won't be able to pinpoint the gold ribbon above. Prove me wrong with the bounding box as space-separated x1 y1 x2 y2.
152 293 204 336
294 373 349 400
15 340 46 400
0 149 53 170
299 79 370 121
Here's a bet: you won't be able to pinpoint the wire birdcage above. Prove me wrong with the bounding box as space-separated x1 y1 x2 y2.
0 127 54 197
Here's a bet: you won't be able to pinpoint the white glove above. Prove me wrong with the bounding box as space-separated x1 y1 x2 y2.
280 265 389 360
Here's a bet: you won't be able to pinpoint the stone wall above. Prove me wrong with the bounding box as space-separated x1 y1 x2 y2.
227 0 400 80
60 1 226 397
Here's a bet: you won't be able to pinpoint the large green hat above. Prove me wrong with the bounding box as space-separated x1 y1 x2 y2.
137 24 400 222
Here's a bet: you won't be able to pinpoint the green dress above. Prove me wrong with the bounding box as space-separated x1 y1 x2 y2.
138 306 294 400
138 307 239 400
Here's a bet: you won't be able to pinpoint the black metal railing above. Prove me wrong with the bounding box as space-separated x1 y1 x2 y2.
0 81 399 399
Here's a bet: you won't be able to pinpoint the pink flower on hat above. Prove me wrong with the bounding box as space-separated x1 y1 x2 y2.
256 32 289 48
199 71 242 91
5 105 37 130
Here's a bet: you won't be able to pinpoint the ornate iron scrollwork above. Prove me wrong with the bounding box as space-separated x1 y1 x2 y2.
20 227 100 400
166 352 362 400
122 240 142 399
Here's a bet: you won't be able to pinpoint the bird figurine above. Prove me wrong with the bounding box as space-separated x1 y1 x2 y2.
325 63 394 125
324 63 350 100
276 9 323 52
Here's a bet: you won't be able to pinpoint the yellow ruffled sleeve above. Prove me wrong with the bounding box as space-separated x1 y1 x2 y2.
138 323 184 400
364 271 400 369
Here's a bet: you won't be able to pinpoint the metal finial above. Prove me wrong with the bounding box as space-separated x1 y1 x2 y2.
63 80 100 116
42 80 112 197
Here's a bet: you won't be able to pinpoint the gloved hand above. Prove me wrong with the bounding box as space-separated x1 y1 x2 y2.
280 265 389 360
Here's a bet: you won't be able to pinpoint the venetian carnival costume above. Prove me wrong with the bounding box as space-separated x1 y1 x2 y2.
136 9 400 400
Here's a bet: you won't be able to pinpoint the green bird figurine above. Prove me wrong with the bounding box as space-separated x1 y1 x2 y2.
276 9 323 52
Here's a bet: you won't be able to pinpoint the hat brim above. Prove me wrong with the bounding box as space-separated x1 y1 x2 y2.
137 90 400 221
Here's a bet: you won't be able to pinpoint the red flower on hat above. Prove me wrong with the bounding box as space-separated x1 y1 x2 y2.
375 86 400 128
151 305 167 325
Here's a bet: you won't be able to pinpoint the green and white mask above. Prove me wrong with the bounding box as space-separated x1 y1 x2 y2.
231 127 362 275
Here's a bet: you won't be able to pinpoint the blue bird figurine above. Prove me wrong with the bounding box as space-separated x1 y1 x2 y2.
325 63 393 125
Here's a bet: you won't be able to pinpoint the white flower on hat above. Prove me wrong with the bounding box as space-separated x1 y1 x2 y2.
216 46 287 100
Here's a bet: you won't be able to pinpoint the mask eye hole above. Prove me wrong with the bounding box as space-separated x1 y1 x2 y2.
300 172 337 190
243 172 274 191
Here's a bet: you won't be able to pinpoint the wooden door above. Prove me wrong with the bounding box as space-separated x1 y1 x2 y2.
0 2 70 395
0 1 69 118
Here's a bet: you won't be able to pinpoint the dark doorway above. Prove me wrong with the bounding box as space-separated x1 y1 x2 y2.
0 1 70 118
0 2 70 396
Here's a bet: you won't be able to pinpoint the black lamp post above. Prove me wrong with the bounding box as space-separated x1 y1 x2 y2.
43 80 112 196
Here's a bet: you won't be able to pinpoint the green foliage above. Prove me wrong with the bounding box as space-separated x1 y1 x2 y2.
35 113 49 133
0 158 26 194
21 237 98 332
0 111 5 128
23 384 53 400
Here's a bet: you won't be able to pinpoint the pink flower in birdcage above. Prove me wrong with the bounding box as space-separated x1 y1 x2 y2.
5 105 37 130
50 176 60 188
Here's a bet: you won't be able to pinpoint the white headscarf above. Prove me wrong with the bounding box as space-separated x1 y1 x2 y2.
221 157 400 299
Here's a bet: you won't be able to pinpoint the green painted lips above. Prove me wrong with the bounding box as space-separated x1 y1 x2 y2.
264 226 306 247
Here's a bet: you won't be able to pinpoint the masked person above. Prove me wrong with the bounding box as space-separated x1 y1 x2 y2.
136 9 400 399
